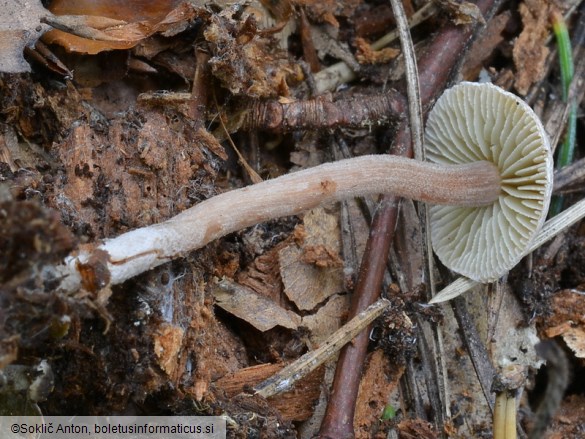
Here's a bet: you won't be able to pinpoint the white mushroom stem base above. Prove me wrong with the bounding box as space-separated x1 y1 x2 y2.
55 155 500 292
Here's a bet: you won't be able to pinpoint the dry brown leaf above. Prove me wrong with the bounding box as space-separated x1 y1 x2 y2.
301 244 344 268
0 0 51 72
213 278 301 331
280 207 344 311
237 240 288 303
42 0 199 55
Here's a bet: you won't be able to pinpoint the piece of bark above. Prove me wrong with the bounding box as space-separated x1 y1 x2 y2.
353 350 404 439
512 0 551 95
543 289 585 358
214 363 324 421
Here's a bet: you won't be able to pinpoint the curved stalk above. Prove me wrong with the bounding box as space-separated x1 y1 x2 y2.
54 155 500 292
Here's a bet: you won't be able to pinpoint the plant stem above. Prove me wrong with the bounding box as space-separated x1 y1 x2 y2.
549 9 576 216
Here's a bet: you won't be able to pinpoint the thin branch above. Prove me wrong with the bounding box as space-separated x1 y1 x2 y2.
242 91 404 131
254 299 391 398
316 195 402 439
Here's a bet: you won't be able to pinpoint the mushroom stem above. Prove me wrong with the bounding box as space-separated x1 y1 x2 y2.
56 155 500 292
493 391 517 439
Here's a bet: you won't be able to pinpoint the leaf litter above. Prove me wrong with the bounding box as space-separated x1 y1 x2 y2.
0 0 585 437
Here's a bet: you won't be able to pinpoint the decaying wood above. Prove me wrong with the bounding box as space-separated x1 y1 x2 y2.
214 363 324 421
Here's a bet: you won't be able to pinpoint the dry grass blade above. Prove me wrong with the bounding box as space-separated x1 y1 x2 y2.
389 0 423 160
254 299 390 398
430 197 585 303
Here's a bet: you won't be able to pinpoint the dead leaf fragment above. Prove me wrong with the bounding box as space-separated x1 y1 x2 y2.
280 208 344 311
0 0 51 72
301 245 343 268
42 0 198 54
237 239 289 303
213 278 301 331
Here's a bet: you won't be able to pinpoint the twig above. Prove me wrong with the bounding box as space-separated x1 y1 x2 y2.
254 299 391 398
316 196 402 439
242 91 404 131
390 0 423 160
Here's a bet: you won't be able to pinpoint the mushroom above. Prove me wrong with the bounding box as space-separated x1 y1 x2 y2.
51 82 552 293
426 81 553 282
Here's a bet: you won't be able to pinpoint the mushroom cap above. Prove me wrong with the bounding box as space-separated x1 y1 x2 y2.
425 82 553 282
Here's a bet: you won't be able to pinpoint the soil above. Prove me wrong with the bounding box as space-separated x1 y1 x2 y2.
1 0 585 438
